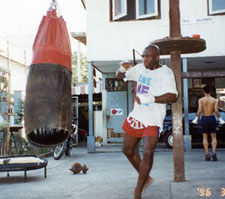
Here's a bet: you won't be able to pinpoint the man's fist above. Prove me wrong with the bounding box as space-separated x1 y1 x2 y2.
219 117 225 125
120 60 133 71
136 93 155 104
192 117 198 124
116 61 132 77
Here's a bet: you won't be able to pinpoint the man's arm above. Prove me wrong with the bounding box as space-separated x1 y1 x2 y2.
155 93 177 104
116 71 126 80
135 93 177 104
214 99 220 118
213 99 225 124
192 99 202 124
196 99 203 118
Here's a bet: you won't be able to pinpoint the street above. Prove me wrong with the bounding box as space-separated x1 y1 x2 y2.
0 145 225 199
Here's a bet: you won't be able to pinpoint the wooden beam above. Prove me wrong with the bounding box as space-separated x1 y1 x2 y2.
152 37 206 55
169 0 185 182
169 0 181 37
71 32 86 45
170 51 185 182
183 71 225 78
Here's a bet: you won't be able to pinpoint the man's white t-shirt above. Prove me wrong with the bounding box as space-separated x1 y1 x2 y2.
125 64 178 132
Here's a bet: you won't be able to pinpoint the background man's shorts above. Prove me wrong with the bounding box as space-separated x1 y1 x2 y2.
201 115 216 134
122 116 160 138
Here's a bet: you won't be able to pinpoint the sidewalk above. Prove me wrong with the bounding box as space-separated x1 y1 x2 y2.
0 145 225 199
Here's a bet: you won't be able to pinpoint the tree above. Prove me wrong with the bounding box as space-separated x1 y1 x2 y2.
14 99 24 125
72 51 88 83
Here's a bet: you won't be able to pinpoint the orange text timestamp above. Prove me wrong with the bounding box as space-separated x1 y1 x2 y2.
197 188 225 197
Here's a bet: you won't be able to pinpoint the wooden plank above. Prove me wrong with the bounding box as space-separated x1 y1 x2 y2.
169 0 181 37
170 50 185 182
151 37 206 55
183 71 225 78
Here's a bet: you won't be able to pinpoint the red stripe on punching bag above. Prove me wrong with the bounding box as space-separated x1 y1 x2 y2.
31 9 71 71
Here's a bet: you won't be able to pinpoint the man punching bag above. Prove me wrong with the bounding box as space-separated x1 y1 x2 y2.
25 3 72 147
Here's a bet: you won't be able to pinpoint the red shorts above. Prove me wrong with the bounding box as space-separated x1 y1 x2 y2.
122 116 160 138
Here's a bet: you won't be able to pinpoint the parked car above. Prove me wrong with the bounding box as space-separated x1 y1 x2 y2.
160 110 225 149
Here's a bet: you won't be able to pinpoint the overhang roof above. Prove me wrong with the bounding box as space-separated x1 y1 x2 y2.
92 55 225 76
71 32 86 45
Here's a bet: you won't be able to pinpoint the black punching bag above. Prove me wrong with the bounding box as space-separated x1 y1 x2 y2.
25 7 72 147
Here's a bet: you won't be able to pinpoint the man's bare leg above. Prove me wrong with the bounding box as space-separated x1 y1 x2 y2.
141 176 154 194
123 133 142 171
134 136 158 199
123 134 154 194
210 133 217 153
202 133 210 161
202 133 209 154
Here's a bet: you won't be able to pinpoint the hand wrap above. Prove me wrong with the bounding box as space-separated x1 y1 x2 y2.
137 93 155 104
192 117 198 124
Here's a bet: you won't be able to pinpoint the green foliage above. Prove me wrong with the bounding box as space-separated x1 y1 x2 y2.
14 99 24 124
12 134 52 156
72 51 88 83
0 76 8 93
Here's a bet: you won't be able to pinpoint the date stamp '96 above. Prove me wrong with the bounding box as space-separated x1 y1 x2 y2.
197 187 225 197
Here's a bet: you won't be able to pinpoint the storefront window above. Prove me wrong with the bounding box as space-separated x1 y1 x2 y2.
106 78 128 91
192 79 202 88
216 88 225 111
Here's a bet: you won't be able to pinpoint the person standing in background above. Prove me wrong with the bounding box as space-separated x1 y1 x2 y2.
192 85 225 161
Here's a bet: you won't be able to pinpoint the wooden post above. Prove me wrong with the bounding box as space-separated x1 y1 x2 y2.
169 0 185 182
170 51 185 182
169 0 181 37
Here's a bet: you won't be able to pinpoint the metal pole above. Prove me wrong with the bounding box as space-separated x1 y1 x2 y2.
102 74 108 146
77 41 81 82
87 62 95 152
5 41 11 156
182 58 191 151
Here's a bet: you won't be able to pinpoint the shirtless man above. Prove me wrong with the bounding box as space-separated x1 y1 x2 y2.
116 44 178 199
192 85 225 161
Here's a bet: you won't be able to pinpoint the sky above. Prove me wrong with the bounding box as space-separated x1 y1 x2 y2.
0 0 86 54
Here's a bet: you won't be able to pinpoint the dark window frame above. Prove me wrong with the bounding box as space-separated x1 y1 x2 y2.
112 0 128 20
136 0 159 19
208 0 225 16
105 78 128 91
109 0 160 22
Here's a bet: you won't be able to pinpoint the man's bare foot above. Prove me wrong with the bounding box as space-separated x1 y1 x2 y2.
134 189 141 199
142 176 154 194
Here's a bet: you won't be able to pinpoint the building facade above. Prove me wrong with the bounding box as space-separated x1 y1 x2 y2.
84 0 225 151
0 39 28 126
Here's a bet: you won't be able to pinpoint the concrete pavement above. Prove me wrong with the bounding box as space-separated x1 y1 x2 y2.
0 144 225 199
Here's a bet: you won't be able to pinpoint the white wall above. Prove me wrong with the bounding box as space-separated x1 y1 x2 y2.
94 110 103 138
0 56 27 93
86 0 225 61
10 62 27 92
180 0 225 57
0 39 28 93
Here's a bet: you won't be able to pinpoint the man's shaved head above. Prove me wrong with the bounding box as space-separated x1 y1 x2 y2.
142 44 160 70
145 44 160 55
